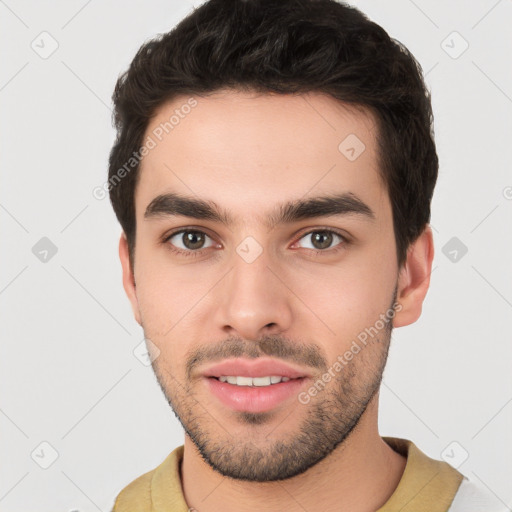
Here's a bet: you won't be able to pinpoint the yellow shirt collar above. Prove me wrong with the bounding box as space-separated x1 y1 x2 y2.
113 437 463 512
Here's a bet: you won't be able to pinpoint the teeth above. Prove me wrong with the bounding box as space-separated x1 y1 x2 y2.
237 376 253 386
253 377 271 386
217 375 291 387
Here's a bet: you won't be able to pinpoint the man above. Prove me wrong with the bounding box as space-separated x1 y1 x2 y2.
107 0 504 510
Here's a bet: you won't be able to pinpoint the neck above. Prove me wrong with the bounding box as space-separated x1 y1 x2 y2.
181 396 406 512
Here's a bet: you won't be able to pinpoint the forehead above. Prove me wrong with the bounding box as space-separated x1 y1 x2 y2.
136 90 389 223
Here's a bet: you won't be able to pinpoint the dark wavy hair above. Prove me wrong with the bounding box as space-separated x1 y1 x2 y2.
108 0 438 270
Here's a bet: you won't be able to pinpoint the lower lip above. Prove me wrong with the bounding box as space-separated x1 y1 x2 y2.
206 377 306 413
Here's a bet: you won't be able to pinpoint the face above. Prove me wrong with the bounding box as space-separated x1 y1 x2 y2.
121 90 416 481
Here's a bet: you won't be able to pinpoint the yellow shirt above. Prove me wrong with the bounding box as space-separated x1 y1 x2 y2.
112 437 464 512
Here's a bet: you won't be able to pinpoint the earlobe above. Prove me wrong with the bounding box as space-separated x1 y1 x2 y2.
119 232 142 326
393 225 435 328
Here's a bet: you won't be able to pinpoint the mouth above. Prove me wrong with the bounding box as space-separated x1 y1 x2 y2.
216 375 292 386
203 357 310 380
201 358 311 413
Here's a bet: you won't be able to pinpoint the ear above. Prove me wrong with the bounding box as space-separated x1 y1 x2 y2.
119 232 142 326
393 225 434 328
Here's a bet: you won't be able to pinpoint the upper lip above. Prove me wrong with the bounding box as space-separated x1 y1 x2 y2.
202 358 311 379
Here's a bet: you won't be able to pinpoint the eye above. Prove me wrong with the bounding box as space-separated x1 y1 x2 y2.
162 228 347 257
165 230 216 253
295 229 346 252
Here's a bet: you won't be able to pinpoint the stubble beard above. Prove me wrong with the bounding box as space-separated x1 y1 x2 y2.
148 319 393 482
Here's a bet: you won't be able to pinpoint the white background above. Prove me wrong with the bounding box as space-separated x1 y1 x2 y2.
1 0 511 510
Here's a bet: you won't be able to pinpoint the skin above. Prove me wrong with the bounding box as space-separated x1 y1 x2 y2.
119 90 434 511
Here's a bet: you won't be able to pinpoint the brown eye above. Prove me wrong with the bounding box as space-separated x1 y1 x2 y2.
167 230 214 252
297 230 345 251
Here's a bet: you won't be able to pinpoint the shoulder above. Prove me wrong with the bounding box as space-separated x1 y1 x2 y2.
111 445 185 512
111 467 155 512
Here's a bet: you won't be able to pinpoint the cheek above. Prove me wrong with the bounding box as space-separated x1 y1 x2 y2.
134 249 205 337
288 246 396 352
134 264 228 372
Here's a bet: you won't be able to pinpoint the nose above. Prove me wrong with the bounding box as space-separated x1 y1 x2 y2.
213 245 294 341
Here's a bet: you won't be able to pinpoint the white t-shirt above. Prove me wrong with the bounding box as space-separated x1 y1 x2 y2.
449 477 509 511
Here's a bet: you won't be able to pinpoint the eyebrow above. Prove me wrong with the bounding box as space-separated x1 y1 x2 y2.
144 191 375 228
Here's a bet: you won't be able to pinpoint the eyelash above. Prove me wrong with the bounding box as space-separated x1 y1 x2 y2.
161 228 349 258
